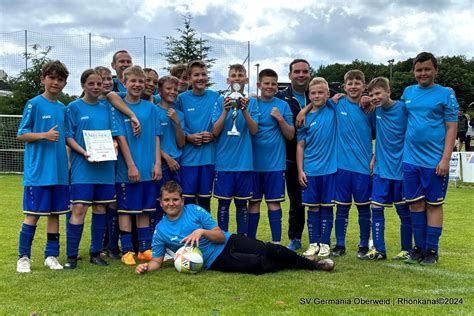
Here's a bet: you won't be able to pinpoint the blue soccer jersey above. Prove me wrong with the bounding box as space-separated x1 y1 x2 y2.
156 104 185 171
175 90 220 166
17 95 68 186
374 101 407 180
212 96 259 171
252 98 293 172
402 84 458 168
297 103 337 176
111 99 162 183
65 99 115 184
334 97 374 175
152 204 232 269
113 77 126 93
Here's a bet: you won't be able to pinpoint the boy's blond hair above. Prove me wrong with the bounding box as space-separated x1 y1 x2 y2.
309 77 329 91
344 69 365 84
367 77 390 93
123 65 146 83
158 75 179 88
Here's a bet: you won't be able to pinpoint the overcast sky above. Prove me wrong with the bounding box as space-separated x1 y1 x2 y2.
1 0 473 94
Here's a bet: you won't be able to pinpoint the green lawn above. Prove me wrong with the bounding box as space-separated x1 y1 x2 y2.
0 174 472 315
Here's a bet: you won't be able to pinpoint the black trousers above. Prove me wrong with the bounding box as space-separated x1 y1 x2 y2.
286 161 305 240
210 234 318 275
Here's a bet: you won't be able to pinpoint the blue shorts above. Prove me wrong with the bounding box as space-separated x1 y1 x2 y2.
180 165 215 198
251 171 285 202
371 174 405 207
155 168 182 200
302 173 336 207
335 169 371 206
403 163 448 205
116 181 156 214
213 171 253 200
23 185 70 216
70 184 116 205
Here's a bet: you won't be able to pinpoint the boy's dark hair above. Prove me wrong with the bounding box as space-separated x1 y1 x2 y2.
413 52 438 70
170 64 188 78
160 180 183 197
258 68 278 82
143 68 158 77
344 70 365 84
158 75 179 88
229 64 247 75
187 60 207 75
80 69 100 86
42 60 69 79
367 77 390 93
289 59 310 72
112 50 130 63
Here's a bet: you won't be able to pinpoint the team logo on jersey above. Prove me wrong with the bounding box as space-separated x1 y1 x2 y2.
310 122 316 127
171 236 179 241
161 122 168 126
405 100 411 104
124 118 130 122
340 111 347 115
80 116 89 120
42 115 51 119
376 115 382 120
187 108 195 112
27 104 32 109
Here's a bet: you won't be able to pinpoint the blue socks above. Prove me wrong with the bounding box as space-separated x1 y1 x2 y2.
90 213 106 255
335 205 350 246
137 227 152 252
268 209 282 243
307 210 321 244
45 233 60 258
107 206 119 252
320 206 333 245
235 200 248 235
410 210 427 250
357 205 371 248
426 226 442 252
18 223 36 258
371 207 385 252
217 199 231 231
66 223 84 258
120 231 133 253
247 212 260 239
396 204 412 251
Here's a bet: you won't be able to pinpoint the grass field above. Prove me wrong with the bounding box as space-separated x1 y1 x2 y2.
0 174 473 315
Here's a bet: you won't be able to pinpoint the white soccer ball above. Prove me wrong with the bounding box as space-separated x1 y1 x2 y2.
174 246 204 274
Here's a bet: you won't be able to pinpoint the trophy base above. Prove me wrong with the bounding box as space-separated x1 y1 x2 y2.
227 130 240 136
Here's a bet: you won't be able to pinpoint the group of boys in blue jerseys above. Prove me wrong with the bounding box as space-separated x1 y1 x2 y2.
16 50 457 274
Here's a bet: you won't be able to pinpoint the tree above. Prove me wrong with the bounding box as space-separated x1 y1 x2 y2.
161 14 216 85
0 45 76 115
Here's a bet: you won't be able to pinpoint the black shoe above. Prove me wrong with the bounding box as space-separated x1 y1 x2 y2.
64 258 78 269
404 247 425 264
331 245 346 257
357 246 370 259
420 249 438 266
107 249 121 260
90 255 109 266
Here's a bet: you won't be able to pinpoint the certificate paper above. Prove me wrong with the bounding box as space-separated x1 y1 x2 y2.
82 130 117 162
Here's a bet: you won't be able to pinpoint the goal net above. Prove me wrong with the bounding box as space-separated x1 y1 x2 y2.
0 115 24 173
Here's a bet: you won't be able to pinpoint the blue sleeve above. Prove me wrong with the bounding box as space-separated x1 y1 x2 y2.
151 230 166 258
175 94 183 112
177 110 185 130
197 206 219 230
211 96 224 125
282 102 294 126
296 125 308 142
17 102 35 135
444 89 459 122
249 98 259 123
154 106 162 136
65 104 76 139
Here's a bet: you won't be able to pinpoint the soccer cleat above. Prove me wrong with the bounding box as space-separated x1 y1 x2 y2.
392 250 410 261
357 246 370 259
90 255 108 266
315 258 335 272
17 256 31 273
137 250 153 261
121 252 136 265
106 249 122 260
420 249 438 266
303 243 320 256
404 247 424 264
318 244 331 257
64 258 78 269
44 256 63 270
287 239 302 251
359 248 387 260
331 245 346 257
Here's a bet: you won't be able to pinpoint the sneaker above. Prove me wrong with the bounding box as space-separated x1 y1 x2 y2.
318 244 331 257
137 250 152 261
16 256 31 273
287 239 302 251
64 257 78 269
420 249 438 266
44 256 63 270
359 248 387 260
357 246 370 259
404 247 424 264
121 252 136 265
315 258 335 272
392 250 410 261
303 243 320 256
331 245 346 257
